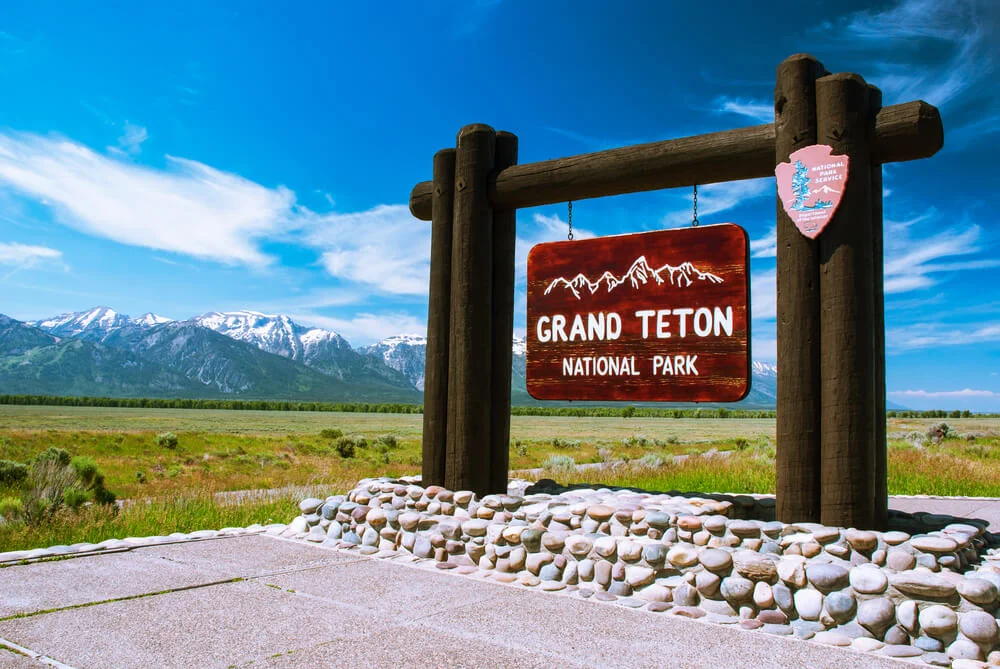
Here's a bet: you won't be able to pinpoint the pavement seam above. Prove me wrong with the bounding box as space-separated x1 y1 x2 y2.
0 637 78 669
0 577 246 623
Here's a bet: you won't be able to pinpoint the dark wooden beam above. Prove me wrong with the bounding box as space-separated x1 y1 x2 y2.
489 131 518 495
817 73 877 530
775 53 825 525
409 100 943 221
445 124 496 495
421 148 456 487
869 84 889 531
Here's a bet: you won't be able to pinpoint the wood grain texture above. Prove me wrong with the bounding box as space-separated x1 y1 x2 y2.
421 148 456 487
817 74 876 530
409 100 943 221
489 131 518 495
775 53 825 524
526 224 749 402
445 124 496 495
869 84 888 531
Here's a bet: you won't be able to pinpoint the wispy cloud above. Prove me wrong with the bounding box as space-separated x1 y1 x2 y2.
515 212 595 281
751 269 776 321
661 178 772 228
108 122 148 157
712 96 772 124
0 242 62 267
887 321 1000 351
304 204 431 296
0 131 294 266
883 213 996 294
750 226 776 258
889 388 1000 399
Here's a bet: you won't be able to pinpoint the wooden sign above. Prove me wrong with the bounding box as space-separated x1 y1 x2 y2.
775 144 849 239
526 223 750 402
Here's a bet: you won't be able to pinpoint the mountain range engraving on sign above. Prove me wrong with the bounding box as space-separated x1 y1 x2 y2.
526 223 750 402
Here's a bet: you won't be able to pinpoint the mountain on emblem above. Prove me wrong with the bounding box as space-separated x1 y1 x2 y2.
544 255 722 300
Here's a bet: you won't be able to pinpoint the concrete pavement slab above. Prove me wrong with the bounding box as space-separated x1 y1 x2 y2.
0 580 373 669
0 646 51 668
140 534 359 578
889 497 1000 531
0 550 225 618
253 624 590 669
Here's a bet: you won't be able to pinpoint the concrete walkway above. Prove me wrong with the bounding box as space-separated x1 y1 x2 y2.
2 495 998 669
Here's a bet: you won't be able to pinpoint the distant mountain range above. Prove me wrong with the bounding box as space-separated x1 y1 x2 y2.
0 305 796 408
544 256 723 300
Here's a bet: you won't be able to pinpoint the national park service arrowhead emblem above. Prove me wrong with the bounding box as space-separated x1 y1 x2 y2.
775 144 849 239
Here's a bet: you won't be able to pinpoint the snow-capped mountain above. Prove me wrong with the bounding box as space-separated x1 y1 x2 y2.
362 334 427 390
134 313 173 327
545 256 723 300
30 307 135 342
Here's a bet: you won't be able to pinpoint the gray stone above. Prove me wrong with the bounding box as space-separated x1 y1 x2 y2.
898 600 919 635
777 558 807 588
959 610 999 646
320 501 339 520
923 652 952 667
947 639 983 661
811 526 841 544
299 497 323 514
607 581 633 597
919 604 958 640
642 543 667 566
911 535 959 554
882 645 924 658
720 576 754 605
578 558 594 582
758 610 788 625
772 583 795 616
858 597 896 638
805 563 849 592
883 531 910 545
645 511 671 529
674 583 700 607
695 570 721 598
884 625 911 646
625 565 655 588
794 589 823 621
733 550 777 582
728 521 760 539
891 571 957 598
699 548 733 573
958 577 999 606
915 635 945 652
824 590 856 624
814 631 852 647
846 529 878 552
538 563 563 582
595 559 612 588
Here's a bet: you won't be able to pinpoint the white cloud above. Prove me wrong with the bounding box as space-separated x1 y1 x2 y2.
751 269 776 321
661 178 772 228
0 242 62 267
883 214 996 294
0 131 294 266
712 97 773 124
750 226 776 258
289 311 427 348
304 204 432 296
887 321 1000 351
515 212 595 281
752 337 777 362
108 122 148 157
889 388 1000 399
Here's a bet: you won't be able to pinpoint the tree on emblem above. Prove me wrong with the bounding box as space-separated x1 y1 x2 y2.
790 160 832 211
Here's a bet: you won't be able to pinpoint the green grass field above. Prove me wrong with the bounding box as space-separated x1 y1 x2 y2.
1 405 999 552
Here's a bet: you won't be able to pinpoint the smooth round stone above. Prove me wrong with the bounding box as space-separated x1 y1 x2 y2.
453 491 474 506
886 550 916 571
777 558 807 588
857 597 896 637
618 541 642 562
953 660 992 669
882 645 924 658
915 636 945 652
320 502 340 520
565 535 593 557
703 516 728 533
593 536 617 558
763 624 794 636
758 609 788 625
342 530 361 545
892 571 957 598
696 571 722 598
594 560 612 587
733 550 777 582
919 604 958 640
678 516 702 531
594 591 617 602
365 508 387 527
846 529 878 552
958 577 999 606
917 553 940 570
897 600 919 634
671 606 706 619
539 563 563 582
850 565 889 594
541 581 567 592
960 610 999 645
674 583 700 607
586 504 615 522
884 625 910 646
761 521 784 539
642 543 667 566
617 597 646 609
625 565 656 588
645 511 671 530
825 543 850 559
611 561 626 581
912 536 959 554
739 619 763 630
800 541 822 558
520 529 543 553
794 589 824 621
883 531 910 546
924 652 952 667
541 532 566 553
772 584 795 615
637 584 672 603
607 581 633 597
939 555 960 571
814 631 852 647
812 526 841 544
728 521 760 539
647 601 672 613
578 559 595 582
699 548 733 573
299 497 323 514
720 576 754 605
667 545 699 568
753 581 774 609
825 590 856 624
852 637 885 653
947 639 983 661
806 564 849 592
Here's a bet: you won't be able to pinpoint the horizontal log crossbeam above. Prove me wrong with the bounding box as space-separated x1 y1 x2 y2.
409 100 941 220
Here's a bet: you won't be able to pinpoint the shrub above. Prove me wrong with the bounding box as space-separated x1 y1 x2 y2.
621 406 636 418
637 453 666 468
33 447 71 467
335 436 357 459
375 434 398 449
553 438 581 450
71 456 100 487
0 459 28 486
156 432 179 449
63 487 89 509
135 470 148 484
926 423 950 444
542 455 576 472
598 448 615 463
513 440 527 457
0 496 23 521
735 438 750 451
319 428 343 439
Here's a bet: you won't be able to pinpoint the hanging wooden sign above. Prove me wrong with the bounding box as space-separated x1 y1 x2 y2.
775 144 849 239
526 223 750 402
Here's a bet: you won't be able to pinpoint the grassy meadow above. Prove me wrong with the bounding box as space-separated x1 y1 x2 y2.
2 404 1000 551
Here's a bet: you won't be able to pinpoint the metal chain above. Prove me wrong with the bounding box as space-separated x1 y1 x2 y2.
692 185 700 227
567 201 574 240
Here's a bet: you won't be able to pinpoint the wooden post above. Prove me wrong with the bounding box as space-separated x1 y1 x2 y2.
868 84 888 530
489 131 518 495
774 54 825 524
817 74 877 529
421 148 456 487
446 124 496 495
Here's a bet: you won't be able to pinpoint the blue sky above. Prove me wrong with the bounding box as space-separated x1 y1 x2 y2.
0 0 997 410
